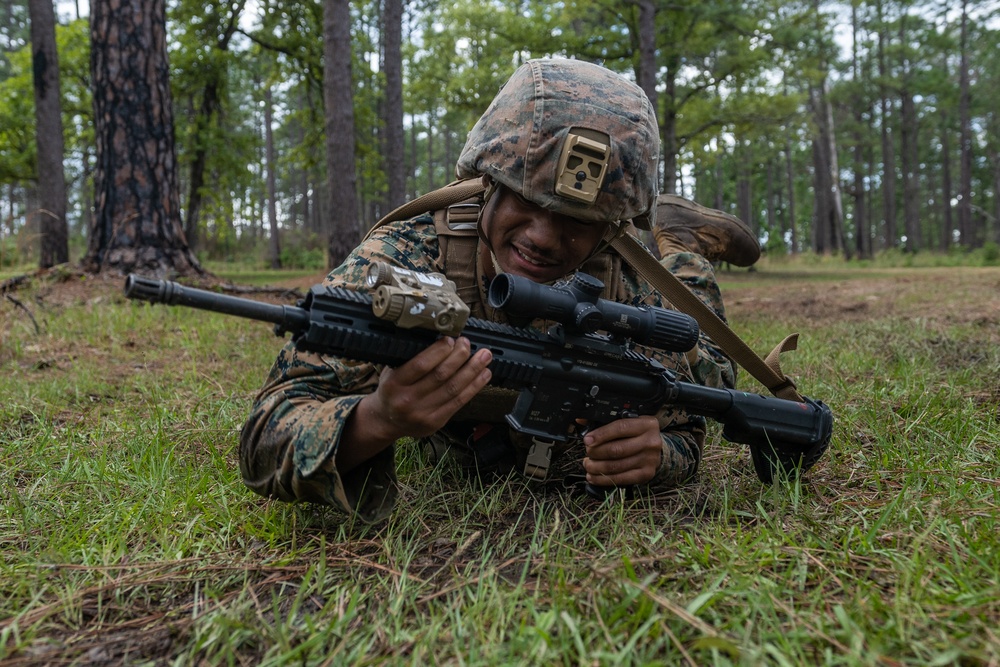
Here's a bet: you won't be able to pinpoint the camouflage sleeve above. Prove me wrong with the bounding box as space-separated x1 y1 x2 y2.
238 218 443 522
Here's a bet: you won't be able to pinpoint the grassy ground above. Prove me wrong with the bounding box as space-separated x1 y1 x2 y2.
1 262 998 665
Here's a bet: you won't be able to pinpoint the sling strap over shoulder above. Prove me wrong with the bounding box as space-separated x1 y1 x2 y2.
367 179 804 402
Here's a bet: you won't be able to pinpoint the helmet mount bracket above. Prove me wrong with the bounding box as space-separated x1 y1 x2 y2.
554 129 610 204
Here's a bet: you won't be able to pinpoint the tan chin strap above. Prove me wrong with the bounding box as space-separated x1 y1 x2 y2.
364 178 803 402
606 226 804 402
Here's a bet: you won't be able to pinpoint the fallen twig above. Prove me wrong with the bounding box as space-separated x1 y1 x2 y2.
4 293 40 333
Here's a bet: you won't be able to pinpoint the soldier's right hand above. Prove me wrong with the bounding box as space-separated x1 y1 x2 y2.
361 336 493 442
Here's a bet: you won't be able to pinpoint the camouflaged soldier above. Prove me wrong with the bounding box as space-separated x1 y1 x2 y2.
239 58 760 523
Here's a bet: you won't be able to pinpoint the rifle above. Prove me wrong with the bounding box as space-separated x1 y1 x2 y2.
124 264 832 485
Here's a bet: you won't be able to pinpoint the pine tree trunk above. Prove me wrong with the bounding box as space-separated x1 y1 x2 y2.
85 0 201 277
877 0 897 250
851 2 869 259
383 0 405 210
660 59 678 194
898 17 920 252
29 0 69 267
785 140 798 254
940 117 954 251
957 0 974 248
323 0 360 268
265 86 281 269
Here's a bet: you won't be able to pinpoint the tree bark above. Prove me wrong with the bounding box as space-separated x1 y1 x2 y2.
940 110 954 251
635 0 658 144
898 17 920 252
877 0 897 250
383 0 405 210
785 139 798 253
85 0 201 277
957 0 974 247
851 1 869 259
29 0 68 267
323 0 360 268
660 57 678 194
265 85 281 269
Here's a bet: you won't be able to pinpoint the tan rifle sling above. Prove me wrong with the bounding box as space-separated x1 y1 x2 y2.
367 179 804 402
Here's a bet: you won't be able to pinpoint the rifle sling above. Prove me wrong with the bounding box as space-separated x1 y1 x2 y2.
367 179 804 402
606 229 803 402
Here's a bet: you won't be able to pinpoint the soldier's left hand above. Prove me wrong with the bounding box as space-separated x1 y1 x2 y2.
582 416 662 487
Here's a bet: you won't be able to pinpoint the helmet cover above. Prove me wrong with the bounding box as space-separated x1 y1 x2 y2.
456 58 660 229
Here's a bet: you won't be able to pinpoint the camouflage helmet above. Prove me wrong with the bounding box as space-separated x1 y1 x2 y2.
456 58 660 230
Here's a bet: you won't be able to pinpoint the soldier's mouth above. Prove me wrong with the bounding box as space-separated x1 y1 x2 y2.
513 245 556 268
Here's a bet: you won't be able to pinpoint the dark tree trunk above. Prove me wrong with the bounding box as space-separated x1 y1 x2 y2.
634 0 657 131
940 114 954 251
383 0 405 210
851 2 869 259
660 58 678 194
324 0 360 268
29 0 68 267
877 0 897 250
900 85 920 251
810 81 846 256
811 136 830 254
957 0 974 248
736 139 752 237
898 17 920 252
785 140 798 253
265 86 281 269
85 0 201 277
766 157 776 240
426 109 435 191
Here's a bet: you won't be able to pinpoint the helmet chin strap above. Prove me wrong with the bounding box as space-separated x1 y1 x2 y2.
476 176 508 279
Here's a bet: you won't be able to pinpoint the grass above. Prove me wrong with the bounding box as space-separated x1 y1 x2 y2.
1 263 999 665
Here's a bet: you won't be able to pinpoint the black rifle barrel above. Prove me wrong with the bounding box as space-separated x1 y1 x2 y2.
123 274 310 332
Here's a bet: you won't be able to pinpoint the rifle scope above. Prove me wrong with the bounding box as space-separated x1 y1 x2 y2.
487 271 700 353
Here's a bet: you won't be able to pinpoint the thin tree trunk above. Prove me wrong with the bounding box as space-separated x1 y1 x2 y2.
785 139 798 253
426 109 435 191
29 0 68 267
264 86 280 269
661 61 678 194
877 0 897 250
851 1 869 259
323 0 360 268
940 115 954 251
383 0 405 209
898 16 920 252
957 0 974 247
635 0 657 135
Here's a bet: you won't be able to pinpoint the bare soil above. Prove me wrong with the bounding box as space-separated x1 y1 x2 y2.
5 265 999 336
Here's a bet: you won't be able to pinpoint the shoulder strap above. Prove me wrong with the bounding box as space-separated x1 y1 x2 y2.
365 179 487 242
607 229 803 402
367 178 804 402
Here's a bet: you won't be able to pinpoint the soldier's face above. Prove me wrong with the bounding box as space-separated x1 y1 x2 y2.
482 186 609 284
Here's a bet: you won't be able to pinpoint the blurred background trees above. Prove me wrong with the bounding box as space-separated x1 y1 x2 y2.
0 0 998 273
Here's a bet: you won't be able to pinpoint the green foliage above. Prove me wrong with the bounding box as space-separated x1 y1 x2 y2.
0 0 998 266
0 46 36 182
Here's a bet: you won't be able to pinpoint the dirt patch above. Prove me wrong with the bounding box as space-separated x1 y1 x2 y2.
722 267 1000 334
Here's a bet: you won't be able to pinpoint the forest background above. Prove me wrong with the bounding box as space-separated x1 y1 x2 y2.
0 0 998 277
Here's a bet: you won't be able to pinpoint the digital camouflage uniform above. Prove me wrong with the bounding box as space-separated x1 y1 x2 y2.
238 59 737 523
238 224 735 523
